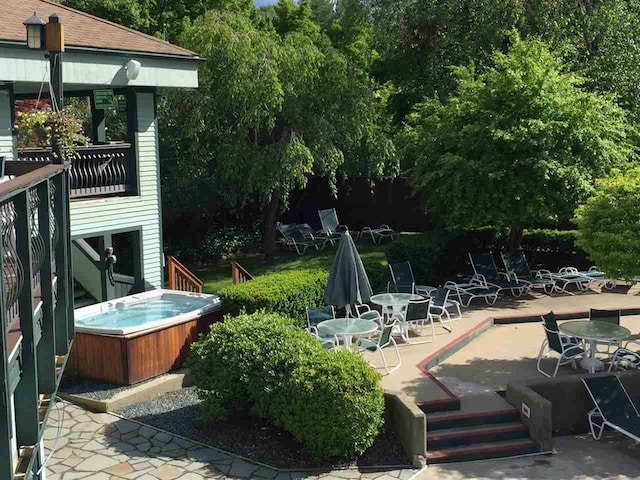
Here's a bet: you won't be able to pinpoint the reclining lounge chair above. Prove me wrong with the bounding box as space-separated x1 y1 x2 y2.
279 225 328 255
360 225 399 244
469 252 531 297
501 251 556 294
318 208 357 243
583 375 640 442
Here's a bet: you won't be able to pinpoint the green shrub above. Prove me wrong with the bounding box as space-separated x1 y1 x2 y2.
189 311 385 458
575 169 640 279
361 257 389 292
521 229 580 253
218 269 329 324
385 233 442 283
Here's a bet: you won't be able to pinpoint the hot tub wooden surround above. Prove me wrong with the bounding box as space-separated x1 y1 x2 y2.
66 308 223 385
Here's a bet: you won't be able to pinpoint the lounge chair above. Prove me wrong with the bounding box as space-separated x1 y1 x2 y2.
469 252 531 296
575 267 617 290
501 251 556 294
444 277 499 307
551 267 595 294
280 225 328 255
360 225 399 244
388 261 436 296
536 312 586 377
318 208 357 243
356 320 401 374
609 348 640 371
583 375 640 442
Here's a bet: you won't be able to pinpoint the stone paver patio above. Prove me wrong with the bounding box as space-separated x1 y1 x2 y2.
43 401 422 480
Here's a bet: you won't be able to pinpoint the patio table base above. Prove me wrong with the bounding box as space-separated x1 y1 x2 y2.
580 356 605 373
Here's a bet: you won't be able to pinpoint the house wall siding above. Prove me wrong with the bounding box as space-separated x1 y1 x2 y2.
0 93 13 160
69 91 163 288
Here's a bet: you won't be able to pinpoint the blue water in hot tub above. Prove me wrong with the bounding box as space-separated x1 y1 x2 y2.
75 294 213 330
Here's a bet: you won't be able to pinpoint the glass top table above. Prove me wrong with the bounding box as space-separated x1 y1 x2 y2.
317 318 378 348
559 320 631 373
370 293 423 308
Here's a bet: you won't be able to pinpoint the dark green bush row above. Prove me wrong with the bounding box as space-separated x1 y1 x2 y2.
385 229 585 283
218 269 329 324
361 258 389 292
521 229 580 253
189 311 385 458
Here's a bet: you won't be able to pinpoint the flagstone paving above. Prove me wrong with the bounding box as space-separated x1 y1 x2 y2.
43 401 422 480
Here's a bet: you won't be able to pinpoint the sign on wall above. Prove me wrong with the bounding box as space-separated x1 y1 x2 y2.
94 89 115 109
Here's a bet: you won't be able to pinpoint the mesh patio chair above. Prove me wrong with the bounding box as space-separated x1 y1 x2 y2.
356 320 401 374
402 297 434 344
429 287 458 331
388 261 436 296
609 348 640 371
469 252 531 297
306 306 338 348
360 224 399 244
590 308 622 356
501 251 556 294
583 375 640 442
444 277 499 307
282 226 328 255
536 312 586 377
318 208 357 243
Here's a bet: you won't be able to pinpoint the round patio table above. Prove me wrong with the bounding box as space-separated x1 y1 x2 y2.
559 320 631 373
317 318 378 348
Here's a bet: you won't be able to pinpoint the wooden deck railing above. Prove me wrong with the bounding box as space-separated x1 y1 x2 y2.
167 256 203 293
9 143 136 199
231 261 253 284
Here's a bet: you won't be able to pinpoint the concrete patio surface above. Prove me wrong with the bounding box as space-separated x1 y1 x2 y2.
368 291 640 406
419 433 640 480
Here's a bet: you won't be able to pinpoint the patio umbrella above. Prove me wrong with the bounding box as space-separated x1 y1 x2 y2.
324 231 373 315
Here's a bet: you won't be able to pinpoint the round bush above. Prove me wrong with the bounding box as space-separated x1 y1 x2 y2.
188 311 385 458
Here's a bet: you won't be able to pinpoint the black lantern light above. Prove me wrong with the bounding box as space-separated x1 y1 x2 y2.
23 12 46 50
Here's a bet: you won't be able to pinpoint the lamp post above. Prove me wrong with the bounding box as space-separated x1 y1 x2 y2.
23 12 65 111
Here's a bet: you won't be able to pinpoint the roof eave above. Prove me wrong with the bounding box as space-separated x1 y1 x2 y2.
0 39 202 62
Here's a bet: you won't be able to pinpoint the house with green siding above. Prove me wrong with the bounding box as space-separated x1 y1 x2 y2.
0 1 199 477
1 0 200 307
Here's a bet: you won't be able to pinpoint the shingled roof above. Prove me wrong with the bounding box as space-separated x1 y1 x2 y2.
2 0 198 58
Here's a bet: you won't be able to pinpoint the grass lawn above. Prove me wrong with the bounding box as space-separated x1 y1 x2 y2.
195 240 389 294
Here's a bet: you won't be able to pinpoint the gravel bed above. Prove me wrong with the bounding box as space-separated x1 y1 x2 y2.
60 374 171 401
115 387 410 470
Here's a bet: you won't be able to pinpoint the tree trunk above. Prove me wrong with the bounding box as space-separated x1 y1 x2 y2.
263 192 281 262
508 226 524 252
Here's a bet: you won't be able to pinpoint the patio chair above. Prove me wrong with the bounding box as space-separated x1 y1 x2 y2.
356 320 401 374
609 348 640 371
360 225 399 244
590 308 622 356
573 266 617 290
469 252 531 297
429 287 459 331
282 226 328 255
388 261 436 296
582 375 640 442
443 277 500 307
306 306 338 348
394 297 434 344
501 251 556 294
536 312 586 377
277 223 297 245
318 208 357 242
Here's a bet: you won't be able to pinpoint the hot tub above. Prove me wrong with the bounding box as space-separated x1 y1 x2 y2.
67 289 223 385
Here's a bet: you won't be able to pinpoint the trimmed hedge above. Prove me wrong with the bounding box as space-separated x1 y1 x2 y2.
188 311 385 458
521 229 580 253
218 269 329 324
385 233 442 284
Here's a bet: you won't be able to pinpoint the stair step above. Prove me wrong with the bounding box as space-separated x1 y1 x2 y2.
74 288 86 299
427 408 521 431
427 438 539 464
428 422 529 450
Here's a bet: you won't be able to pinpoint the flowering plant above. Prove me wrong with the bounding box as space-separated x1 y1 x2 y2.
14 108 89 162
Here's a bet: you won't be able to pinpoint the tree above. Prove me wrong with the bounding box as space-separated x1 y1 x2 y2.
402 37 636 249
171 8 397 255
575 169 640 279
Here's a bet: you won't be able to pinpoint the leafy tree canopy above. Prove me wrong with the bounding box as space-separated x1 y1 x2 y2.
402 37 637 244
575 169 640 280
170 6 396 251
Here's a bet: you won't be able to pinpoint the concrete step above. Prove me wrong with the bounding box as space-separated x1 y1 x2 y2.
427 438 539 464
427 422 529 450
427 408 521 432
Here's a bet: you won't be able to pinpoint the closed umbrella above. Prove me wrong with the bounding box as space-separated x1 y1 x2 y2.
324 231 373 316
